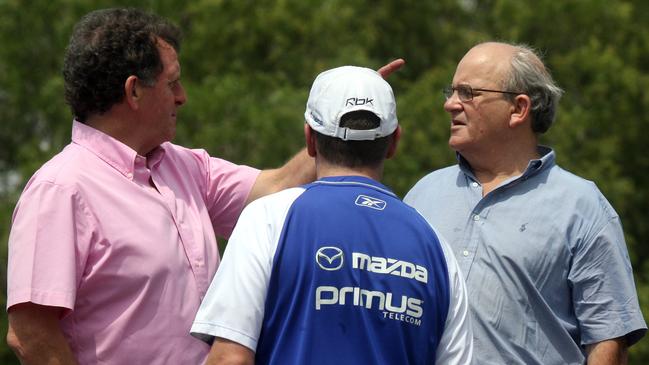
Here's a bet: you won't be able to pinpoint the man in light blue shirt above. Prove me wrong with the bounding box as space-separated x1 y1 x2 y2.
405 42 646 365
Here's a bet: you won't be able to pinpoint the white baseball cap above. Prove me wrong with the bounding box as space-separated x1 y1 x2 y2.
304 66 398 141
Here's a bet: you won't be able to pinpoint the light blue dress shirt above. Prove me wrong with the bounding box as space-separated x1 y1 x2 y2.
405 146 646 365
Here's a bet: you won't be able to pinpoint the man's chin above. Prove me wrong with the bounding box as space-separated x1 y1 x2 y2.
448 137 465 151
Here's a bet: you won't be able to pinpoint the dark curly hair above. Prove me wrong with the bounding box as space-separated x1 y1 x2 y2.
63 8 182 122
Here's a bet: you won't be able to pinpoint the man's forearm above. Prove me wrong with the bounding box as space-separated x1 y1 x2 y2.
7 303 78 365
245 148 315 205
586 337 628 365
206 337 254 365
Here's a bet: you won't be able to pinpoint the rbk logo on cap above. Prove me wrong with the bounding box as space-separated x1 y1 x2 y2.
345 97 374 106
354 195 387 210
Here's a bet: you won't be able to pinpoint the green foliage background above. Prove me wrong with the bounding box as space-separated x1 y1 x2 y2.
1 0 647 362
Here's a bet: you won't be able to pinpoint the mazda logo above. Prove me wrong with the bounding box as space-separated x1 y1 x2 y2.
316 246 344 271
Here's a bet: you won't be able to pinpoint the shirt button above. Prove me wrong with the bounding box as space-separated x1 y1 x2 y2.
462 250 469 257
126 172 133 179
473 215 480 221
471 182 479 188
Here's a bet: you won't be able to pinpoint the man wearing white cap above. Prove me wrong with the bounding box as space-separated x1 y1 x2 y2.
190 66 473 365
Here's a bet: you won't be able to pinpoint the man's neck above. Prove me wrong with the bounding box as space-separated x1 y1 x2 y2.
460 143 540 196
85 109 154 156
316 162 383 182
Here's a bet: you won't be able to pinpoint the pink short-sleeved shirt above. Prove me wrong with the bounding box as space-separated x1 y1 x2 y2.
7 121 260 364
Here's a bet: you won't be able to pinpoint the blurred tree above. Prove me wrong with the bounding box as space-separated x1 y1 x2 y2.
1 0 647 363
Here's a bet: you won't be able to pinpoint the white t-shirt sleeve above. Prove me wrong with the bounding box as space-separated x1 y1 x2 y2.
434 234 474 365
190 187 304 351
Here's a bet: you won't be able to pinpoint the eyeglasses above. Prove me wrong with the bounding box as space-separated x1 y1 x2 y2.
443 84 523 102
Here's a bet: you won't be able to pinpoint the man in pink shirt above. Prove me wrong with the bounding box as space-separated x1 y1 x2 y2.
5 7 403 365
5 8 307 365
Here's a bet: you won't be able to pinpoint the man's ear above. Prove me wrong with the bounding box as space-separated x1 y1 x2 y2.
509 94 531 128
124 75 141 110
304 124 317 157
385 125 401 159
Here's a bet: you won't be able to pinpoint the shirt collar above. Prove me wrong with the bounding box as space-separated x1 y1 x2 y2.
71 120 166 178
457 145 556 182
313 175 397 198
523 145 555 178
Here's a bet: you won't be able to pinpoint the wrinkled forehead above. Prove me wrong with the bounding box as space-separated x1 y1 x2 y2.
453 43 515 86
